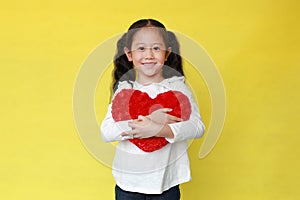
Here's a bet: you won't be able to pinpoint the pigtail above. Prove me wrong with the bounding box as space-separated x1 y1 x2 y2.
163 31 184 78
112 33 135 93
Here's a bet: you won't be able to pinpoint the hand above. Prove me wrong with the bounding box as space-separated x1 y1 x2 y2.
122 115 165 139
149 108 182 125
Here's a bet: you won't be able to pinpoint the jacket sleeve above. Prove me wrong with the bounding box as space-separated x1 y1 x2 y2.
165 80 205 143
100 103 132 142
100 81 133 142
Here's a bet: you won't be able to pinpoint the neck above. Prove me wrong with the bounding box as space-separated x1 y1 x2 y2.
136 74 164 85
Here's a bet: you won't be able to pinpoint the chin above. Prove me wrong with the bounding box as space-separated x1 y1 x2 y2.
143 71 160 77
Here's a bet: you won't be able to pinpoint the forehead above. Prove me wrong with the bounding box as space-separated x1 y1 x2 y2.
132 27 165 45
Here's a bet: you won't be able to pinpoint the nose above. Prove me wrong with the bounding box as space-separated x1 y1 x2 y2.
144 47 154 59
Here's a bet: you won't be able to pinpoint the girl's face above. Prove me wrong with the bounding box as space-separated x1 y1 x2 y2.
124 27 171 84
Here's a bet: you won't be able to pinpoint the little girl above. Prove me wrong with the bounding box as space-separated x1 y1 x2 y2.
101 19 205 200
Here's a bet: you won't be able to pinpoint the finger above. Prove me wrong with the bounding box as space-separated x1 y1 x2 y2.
138 115 147 120
121 129 134 136
133 132 142 138
121 131 134 139
158 108 172 113
125 129 139 138
132 133 138 138
168 115 183 122
128 120 139 128
138 115 151 124
121 132 128 136
125 128 139 135
128 121 138 128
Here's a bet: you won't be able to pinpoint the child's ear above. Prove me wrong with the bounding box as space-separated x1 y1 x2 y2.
165 47 172 61
124 47 133 61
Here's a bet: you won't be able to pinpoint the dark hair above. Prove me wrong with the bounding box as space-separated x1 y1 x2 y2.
112 19 184 92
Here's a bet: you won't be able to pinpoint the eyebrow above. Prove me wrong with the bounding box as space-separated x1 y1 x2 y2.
133 43 164 45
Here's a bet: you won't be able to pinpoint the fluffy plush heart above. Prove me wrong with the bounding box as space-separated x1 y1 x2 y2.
112 89 191 152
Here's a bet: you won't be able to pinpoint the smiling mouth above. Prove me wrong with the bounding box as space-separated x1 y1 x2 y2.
142 62 156 67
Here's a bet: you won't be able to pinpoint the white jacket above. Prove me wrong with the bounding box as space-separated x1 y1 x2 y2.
100 76 205 194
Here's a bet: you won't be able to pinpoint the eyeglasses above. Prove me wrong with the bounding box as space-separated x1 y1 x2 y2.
132 45 166 53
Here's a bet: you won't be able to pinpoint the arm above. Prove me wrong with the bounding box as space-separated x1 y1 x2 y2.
100 103 133 142
123 115 175 139
124 83 205 141
124 92 204 142
166 83 205 143
100 81 135 142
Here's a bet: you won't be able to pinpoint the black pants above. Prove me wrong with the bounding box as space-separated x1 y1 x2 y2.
115 185 180 200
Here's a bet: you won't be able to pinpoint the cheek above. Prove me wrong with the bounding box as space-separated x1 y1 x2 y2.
156 53 167 63
132 53 143 62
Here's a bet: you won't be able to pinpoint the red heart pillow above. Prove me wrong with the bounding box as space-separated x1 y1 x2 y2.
112 89 191 152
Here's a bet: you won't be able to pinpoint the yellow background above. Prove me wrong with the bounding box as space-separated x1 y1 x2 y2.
1 0 299 199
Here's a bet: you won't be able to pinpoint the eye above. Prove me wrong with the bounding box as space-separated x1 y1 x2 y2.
152 46 161 52
137 46 145 51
